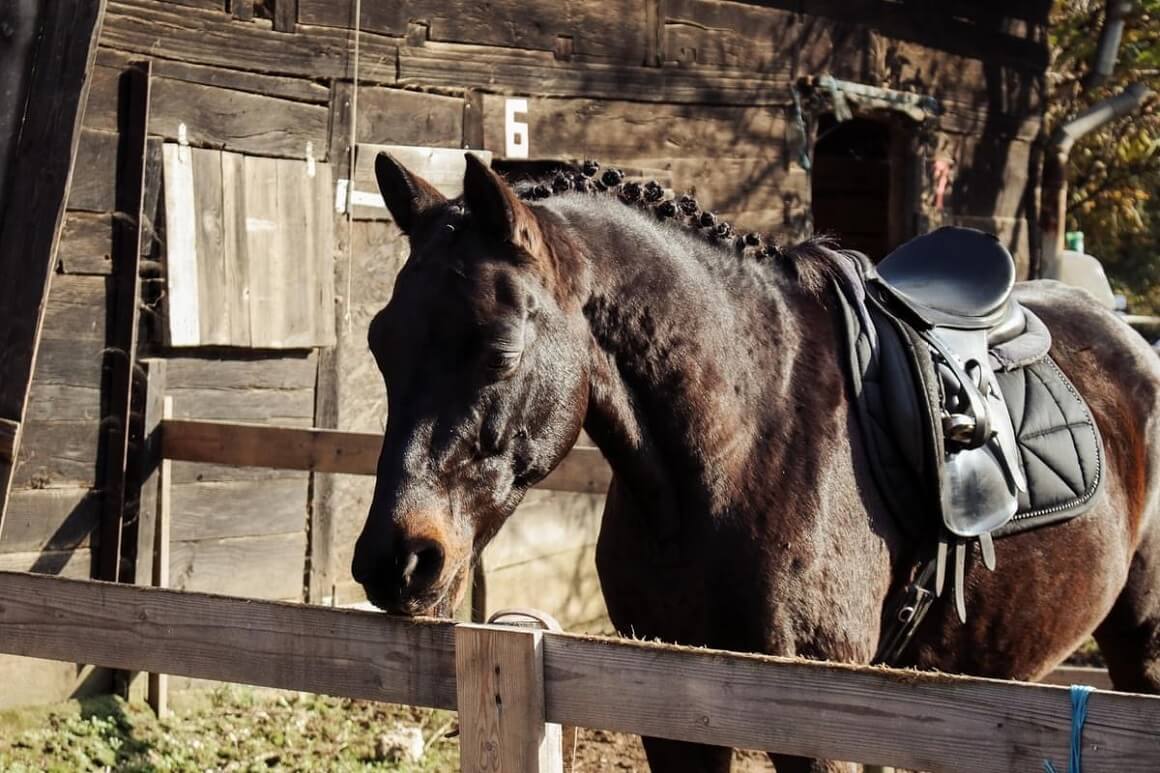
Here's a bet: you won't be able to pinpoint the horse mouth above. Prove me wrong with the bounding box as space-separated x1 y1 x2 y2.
364 589 455 619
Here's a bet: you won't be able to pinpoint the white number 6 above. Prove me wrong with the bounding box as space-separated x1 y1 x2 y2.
505 98 529 159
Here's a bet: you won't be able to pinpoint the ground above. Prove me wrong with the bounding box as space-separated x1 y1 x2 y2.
0 686 774 772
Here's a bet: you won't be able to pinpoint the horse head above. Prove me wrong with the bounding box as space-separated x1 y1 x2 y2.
351 153 590 616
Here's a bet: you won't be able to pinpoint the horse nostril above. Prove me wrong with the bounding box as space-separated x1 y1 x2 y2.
398 538 445 593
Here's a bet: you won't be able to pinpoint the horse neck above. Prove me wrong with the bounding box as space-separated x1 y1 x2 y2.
552 199 832 523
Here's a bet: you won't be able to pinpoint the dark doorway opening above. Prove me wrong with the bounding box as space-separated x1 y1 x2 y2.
811 115 902 260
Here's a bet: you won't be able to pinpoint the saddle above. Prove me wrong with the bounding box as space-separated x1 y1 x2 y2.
829 227 1105 661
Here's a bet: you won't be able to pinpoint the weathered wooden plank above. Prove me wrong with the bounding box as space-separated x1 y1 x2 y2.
64 128 119 212
191 148 230 345
542 634 1160 771
58 211 114 274
275 157 318 347
14 420 103 489
103 0 398 84
169 532 306 599
149 396 172 715
243 154 283 347
162 143 201 345
480 95 786 162
149 78 329 159
162 419 381 474
0 571 458 707
298 0 647 64
663 0 799 71
166 352 319 390
273 0 296 33
0 487 101 554
398 41 794 106
486 544 606 632
169 478 307 542
1040 665 1114 692
0 657 111 711
0 419 20 466
160 419 614 495
0 548 94 578
24 338 107 388
456 624 562 773
98 60 151 582
23 385 103 423
483 490 603 571
127 359 166 587
219 148 251 346
97 48 331 104
39 275 110 342
168 387 317 425
353 88 465 149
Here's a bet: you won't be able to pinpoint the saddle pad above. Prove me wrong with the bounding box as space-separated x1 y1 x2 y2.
992 357 1104 536
830 259 1104 540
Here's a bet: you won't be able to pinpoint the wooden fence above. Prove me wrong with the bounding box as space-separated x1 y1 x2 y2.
2 570 1160 772
2 416 1158 771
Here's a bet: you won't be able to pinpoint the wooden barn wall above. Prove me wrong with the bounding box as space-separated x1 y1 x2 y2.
0 0 1048 706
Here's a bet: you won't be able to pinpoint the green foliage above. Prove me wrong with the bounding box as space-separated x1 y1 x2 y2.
1049 0 1160 312
0 689 459 772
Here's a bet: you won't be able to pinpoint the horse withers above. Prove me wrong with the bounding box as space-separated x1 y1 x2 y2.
351 152 1160 772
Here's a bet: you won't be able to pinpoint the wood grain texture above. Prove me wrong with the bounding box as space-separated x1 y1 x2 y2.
479 95 786 162
98 60 151 582
162 143 201 345
540 635 1160 772
160 419 611 494
398 41 794 106
298 0 647 64
0 570 458 708
353 88 465 149
169 478 307 542
456 624 562 773
0 571 1155 771
58 212 114 274
149 77 329 159
0 419 18 465
0 0 105 532
64 128 119 212
103 0 398 85
0 487 101 554
96 48 330 104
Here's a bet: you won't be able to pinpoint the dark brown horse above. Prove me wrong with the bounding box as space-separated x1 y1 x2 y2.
352 153 1160 772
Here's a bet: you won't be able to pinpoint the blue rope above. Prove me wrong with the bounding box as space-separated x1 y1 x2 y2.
1043 684 1095 773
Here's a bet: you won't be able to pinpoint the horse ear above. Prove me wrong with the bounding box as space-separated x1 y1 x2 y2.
463 153 541 253
374 152 446 235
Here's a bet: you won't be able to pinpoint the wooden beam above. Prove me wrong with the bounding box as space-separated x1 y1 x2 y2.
540 635 1160 773
0 0 106 535
148 395 173 718
456 624 562 773
0 571 1157 771
98 60 151 583
274 0 297 33
0 418 19 465
0 571 458 709
159 419 614 494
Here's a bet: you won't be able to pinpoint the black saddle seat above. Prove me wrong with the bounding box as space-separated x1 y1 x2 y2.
874 226 1016 330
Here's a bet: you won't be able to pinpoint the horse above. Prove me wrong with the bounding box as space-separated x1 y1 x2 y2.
351 152 1160 772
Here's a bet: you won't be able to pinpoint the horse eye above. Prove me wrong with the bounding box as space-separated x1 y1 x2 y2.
486 349 522 378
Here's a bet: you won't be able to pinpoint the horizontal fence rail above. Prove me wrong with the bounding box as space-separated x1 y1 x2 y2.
161 419 613 494
1 571 1158 772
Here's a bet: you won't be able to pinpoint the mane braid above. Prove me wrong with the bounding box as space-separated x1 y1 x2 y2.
511 160 851 297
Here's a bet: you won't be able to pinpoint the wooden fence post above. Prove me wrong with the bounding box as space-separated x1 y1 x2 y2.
455 623 563 773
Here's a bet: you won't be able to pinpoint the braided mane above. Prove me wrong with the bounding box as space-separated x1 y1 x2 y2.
512 160 847 296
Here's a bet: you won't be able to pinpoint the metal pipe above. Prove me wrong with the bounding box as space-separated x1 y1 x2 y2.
1038 83 1152 275
1088 0 1133 88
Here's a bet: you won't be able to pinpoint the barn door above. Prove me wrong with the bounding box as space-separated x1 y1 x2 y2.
810 114 914 261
